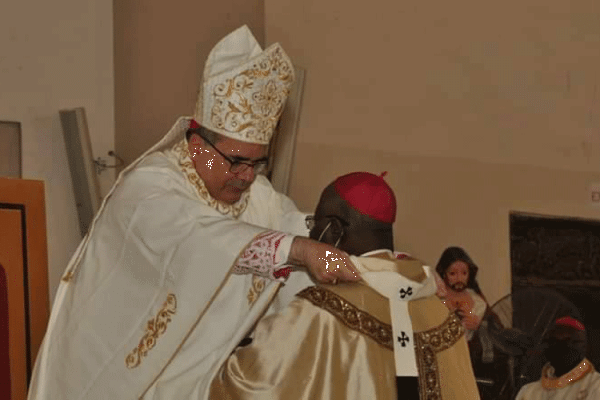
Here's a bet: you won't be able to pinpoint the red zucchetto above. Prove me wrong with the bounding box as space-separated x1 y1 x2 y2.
189 119 201 130
555 316 585 331
333 172 396 223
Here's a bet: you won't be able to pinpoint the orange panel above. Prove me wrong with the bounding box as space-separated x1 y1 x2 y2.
1 265 11 398
0 177 49 399
0 208 27 400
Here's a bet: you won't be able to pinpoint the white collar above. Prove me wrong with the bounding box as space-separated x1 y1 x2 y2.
350 254 437 301
360 249 393 258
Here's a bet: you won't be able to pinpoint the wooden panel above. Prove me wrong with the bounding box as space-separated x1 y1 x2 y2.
510 212 600 281
0 208 27 399
0 177 49 399
0 264 11 398
1 265 11 397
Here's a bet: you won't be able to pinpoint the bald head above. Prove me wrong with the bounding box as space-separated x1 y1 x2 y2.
309 183 394 256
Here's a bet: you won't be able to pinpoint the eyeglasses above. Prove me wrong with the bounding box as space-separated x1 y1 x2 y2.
305 215 346 248
201 136 268 175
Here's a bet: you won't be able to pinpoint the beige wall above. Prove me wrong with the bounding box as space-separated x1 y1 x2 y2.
291 143 600 304
0 0 115 303
114 0 265 165
266 0 600 305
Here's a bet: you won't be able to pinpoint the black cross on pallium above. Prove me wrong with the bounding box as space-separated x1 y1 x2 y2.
397 331 411 347
399 287 413 299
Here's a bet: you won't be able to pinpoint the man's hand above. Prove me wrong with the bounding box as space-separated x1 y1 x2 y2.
287 237 360 284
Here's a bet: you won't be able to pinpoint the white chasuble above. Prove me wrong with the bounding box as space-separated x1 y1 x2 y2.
27 117 313 400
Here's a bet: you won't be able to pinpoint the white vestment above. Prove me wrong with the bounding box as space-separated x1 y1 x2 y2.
27 117 314 400
516 359 600 400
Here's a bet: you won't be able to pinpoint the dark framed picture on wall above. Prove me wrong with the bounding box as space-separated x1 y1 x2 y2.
0 121 22 178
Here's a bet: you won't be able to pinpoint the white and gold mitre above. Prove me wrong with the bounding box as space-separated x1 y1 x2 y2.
194 25 295 145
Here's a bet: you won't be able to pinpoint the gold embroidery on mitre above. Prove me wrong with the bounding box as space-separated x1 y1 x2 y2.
208 45 294 144
297 286 394 350
414 312 465 400
173 139 249 217
126 293 177 369
247 275 266 306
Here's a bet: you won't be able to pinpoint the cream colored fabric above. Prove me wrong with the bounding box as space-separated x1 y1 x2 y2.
27 117 314 400
350 253 438 377
194 25 295 144
210 251 480 400
211 288 397 400
516 361 600 400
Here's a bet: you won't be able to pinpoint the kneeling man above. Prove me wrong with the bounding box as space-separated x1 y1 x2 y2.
210 172 480 399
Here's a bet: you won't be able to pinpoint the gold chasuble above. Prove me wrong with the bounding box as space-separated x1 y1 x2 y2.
210 251 480 400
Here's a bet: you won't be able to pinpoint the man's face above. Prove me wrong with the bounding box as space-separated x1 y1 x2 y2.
309 186 349 249
188 134 268 204
309 194 343 243
444 261 469 292
543 325 587 370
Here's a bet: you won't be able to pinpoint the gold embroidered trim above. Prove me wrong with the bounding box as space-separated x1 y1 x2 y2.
209 45 293 144
541 359 593 389
298 287 466 399
247 275 266 305
126 293 177 369
61 270 74 282
173 139 249 218
414 312 465 400
297 286 394 350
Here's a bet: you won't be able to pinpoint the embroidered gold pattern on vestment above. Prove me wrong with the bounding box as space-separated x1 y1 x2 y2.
173 140 249 217
247 275 266 305
414 312 464 400
209 46 293 144
297 286 394 350
61 270 74 282
126 293 177 369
